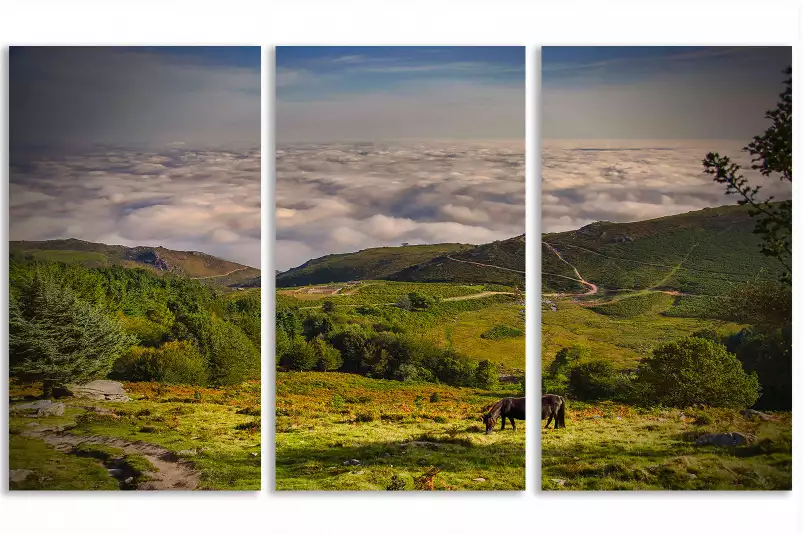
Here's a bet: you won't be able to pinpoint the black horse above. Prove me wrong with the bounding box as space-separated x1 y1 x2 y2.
542 394 565 429
482 397 525 434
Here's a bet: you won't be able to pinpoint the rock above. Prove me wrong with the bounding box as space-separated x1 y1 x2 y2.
54 380 130 402
695 432 752 447
342 459 361 466
353 470 365 475
550 478 566 487
124 477 134 484
472 477 486 482
10 469 34 483
10 400 65 417
742 409 773 421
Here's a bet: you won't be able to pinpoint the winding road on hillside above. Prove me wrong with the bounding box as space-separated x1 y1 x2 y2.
297 290 513 310
542 243 598 296
191 267 249 280
445 255 525 274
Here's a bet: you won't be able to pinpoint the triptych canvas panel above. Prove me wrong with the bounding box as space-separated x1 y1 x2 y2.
7 45 791 492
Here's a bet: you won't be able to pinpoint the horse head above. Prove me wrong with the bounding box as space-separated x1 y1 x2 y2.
482 413 496 434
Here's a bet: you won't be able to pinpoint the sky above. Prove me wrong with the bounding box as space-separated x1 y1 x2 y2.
276 46 525 142
541 46 792 233
10 47 261 267
275 47 525 271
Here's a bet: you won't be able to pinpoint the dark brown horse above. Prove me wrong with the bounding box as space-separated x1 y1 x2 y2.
482 397 525 434
542 394 565 429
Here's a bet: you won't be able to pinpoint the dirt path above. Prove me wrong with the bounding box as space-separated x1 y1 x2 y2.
22 426 200 490
542 243 597 296
297 290 513 310
191 266 248 280
445 255 525 274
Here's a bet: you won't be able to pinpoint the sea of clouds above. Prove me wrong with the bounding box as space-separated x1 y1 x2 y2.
10 147 261 268
276 141 525 271
542 139 792 234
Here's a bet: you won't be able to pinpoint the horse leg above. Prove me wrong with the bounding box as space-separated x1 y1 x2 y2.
545 412 554 429
500 417 506 431
510 417 516 431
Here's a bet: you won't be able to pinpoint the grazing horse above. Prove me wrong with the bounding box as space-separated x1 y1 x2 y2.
482 397 525 434
542 394 566 429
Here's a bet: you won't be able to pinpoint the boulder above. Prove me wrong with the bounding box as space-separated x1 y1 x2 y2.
695 432 752 447
54 380 130 402
741 409 773 421
9 469 34 484
10 400 65 417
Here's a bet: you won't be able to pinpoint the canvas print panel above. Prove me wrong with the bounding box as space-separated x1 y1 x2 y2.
9 47 261 491
275 46 525 491
540 46 792 491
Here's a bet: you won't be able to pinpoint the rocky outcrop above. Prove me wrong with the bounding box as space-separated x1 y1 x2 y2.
53 380 130 402
741 409 773 421
10 400 66 417
695 432 753 447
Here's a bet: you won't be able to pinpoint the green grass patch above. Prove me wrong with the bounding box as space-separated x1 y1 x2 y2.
542 402 791 490
591 292 674 318
276 371 524 490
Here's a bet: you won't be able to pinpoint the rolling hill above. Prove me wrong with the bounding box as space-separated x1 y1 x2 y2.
542 204 783 296
276 236 525 288
10 238 260 289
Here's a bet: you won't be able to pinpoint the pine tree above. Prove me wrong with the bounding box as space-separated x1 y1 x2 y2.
10 271 135 397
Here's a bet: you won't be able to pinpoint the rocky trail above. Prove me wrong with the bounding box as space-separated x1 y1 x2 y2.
20 423 200 490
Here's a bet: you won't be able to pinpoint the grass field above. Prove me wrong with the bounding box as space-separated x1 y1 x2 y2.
542 299 741 370
9 381 261 490
276 372 525 491
426 302 525 372
542 401 792 490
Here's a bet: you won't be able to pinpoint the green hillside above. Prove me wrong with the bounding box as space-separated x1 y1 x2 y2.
276 243 472 287
10 239 260 290
278 235 525 288
542 204 783 296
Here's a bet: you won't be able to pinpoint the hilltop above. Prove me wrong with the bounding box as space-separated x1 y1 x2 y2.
277 235 525 288
542 204 783 296
10 239 260 289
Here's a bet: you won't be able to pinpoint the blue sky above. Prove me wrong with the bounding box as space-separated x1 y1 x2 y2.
542 46 791 139
277 46 524 142
11 46 260 150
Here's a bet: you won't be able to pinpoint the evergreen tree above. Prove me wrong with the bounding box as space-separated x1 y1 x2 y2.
10 272 135 397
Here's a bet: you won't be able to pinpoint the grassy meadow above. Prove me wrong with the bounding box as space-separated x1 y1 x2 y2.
542 401 791 490
276 372 524 491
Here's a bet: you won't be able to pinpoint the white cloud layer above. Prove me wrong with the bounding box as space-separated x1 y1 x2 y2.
10 148 261 268
542 139 792 233
276 141 525 271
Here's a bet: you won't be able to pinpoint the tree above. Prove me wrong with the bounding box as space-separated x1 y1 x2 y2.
702 67 791 283
408 292 435 310
636 337 760 408
310 338 343 371
474 360 498 389
206 316 260 385
10 272 135 397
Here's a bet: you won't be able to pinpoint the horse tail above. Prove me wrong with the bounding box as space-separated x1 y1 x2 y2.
557 397 566 428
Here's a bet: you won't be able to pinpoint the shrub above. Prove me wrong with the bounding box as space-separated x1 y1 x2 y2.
321 300 336 313
408 292 435 310
636 337 760 408
280 335 318 371
310 338 343 371
567 360 629 401
112 341 208 385
429 392 441 403
474 360 499 389
480 324 523 340
549 344 590 375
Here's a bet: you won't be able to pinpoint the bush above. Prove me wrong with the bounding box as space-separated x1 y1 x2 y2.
549 344 590 375
429 392 441 403
310 338 343 371
636 337 760 408
567 360 629 401
112 341 208 385
206 317 260 386
474 360 498 389
726 326 791 410
280 335 318 371
408 292 435 310
480 324 523 340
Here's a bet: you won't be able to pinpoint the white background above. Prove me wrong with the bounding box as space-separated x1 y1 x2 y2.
1 1 800 534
